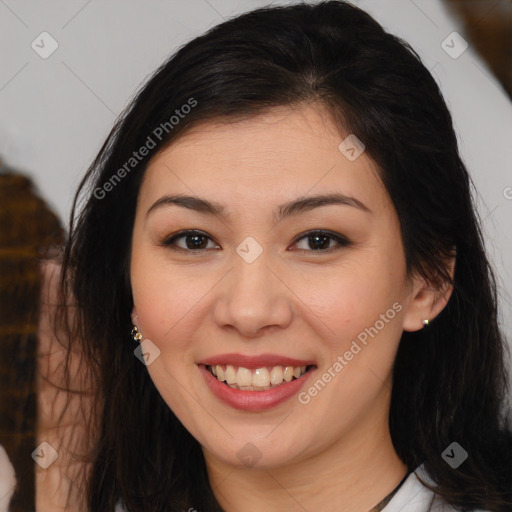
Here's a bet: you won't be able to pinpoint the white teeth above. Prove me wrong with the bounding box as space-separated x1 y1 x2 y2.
208 364 308 390
283 366 294 382
225 365 237 384
253 368 270 387
216 366 226 381
270 366 284 385
236 367 253 387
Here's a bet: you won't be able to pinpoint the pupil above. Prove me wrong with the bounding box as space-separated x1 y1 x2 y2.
310 234 330 250
187 234 207 249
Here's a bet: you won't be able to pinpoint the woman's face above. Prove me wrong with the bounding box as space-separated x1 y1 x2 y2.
130 104 421 470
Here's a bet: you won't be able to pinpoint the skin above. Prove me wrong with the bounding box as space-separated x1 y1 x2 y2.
130 103 453 512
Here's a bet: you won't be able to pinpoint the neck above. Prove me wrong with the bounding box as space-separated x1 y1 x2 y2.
204 397 407 512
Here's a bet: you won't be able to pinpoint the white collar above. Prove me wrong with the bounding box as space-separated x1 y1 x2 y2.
382 463 488 512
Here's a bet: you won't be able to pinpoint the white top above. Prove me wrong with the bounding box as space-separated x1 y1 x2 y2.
381 463 488 511
0 445 490 511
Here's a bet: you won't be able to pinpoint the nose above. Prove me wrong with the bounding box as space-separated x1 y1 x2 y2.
213 249 293 338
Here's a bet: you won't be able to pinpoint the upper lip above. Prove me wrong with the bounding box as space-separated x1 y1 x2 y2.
198 353 316 369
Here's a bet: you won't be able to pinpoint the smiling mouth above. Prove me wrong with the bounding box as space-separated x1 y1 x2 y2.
206 364 315 391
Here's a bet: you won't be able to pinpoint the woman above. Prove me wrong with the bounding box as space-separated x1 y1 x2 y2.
58 1 512 511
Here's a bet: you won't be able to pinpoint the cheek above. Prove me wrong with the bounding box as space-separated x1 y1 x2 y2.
310 256 404 336
132 274 199 349
300 265 404 416
130 247 194 344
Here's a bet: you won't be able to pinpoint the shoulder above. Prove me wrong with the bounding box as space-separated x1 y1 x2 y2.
382 463 491 512
0 444 17 512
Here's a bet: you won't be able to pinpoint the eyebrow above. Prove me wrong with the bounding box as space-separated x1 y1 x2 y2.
146 192 371 223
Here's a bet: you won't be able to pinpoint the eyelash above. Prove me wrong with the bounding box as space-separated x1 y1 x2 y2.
160 229 352 254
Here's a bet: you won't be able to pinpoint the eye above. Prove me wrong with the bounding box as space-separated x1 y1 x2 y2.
161 230 220 252
160 229 351 254
291 230 351 252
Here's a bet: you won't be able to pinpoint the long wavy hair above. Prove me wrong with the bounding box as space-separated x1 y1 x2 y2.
59 1 512 510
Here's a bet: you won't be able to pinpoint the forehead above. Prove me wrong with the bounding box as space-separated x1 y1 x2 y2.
139 104 390 215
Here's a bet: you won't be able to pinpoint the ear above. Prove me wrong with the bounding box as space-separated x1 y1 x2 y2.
402 257 455 332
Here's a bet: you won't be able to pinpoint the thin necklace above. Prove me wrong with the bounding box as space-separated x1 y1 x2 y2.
369 469 411 512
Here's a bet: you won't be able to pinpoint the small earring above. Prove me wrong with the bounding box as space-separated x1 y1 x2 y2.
131 325 143 342
422 319 430 326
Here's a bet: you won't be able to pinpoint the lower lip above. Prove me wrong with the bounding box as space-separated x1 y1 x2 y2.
199 364 316 411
